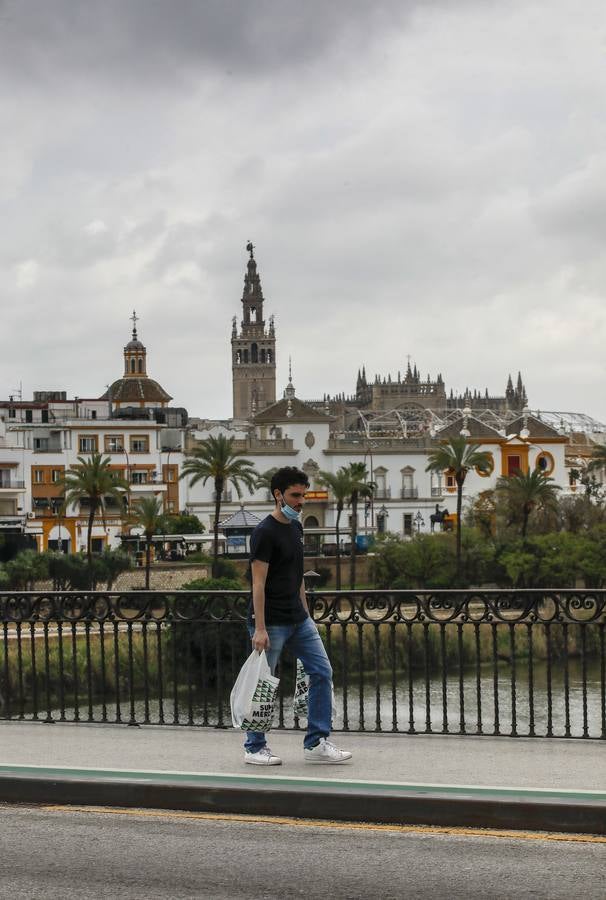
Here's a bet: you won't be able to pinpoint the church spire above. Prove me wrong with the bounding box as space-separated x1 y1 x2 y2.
231 243 277 419
123 310 147 377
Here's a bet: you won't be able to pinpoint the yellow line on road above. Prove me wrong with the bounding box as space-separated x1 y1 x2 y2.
40 805 606 844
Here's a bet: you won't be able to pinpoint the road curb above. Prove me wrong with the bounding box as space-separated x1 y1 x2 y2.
0 769 605 835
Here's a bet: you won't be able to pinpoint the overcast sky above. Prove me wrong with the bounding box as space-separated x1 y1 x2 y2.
1 0 605 424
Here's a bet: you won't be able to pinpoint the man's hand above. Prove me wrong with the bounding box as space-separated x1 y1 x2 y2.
252 628 270 652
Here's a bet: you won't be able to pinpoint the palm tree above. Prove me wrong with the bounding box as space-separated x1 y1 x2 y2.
255 467 279 501
128 496 165 589
425 437 493 579
61 453 129 571
587 443 606 478
496 469 561 539
180 434 257 577
318 468 353 590
344 462 375 590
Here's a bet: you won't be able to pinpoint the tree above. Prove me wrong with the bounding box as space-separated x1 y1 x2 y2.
587 443 606 478
180 435 257 577
496 468 561 539
128 496 166 589
60 453 129 572
162 512 205 535
5 549 49 590
318 468 353 590
255 467 279 497
425 437 493 580
343 462 375 589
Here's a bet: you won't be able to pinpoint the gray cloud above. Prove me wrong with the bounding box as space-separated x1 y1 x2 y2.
0 0 605 425
0 0 431 85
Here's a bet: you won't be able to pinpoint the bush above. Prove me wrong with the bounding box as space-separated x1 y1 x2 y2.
167 575 248 686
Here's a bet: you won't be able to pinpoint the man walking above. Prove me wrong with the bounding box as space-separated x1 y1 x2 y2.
245 466 352 766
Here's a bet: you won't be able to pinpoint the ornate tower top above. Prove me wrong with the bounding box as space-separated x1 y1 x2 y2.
124 309 146 374
241 240 265 327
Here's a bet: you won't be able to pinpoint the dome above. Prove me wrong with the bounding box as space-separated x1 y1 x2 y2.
101 377 172 404
125 338 145 351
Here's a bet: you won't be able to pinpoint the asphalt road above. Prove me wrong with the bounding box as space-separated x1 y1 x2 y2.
0 804 605 899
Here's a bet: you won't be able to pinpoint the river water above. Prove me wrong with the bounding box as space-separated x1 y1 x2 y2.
49 658 605 739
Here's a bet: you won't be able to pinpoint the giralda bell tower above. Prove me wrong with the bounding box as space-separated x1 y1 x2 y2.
231 242 276 419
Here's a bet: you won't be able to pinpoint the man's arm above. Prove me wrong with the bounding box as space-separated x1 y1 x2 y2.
251 559 270 651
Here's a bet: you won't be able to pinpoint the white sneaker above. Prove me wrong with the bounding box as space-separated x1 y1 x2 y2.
244 746 282 766
304 738 352 764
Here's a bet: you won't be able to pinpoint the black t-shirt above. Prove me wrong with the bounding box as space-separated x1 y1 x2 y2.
248 515 307 625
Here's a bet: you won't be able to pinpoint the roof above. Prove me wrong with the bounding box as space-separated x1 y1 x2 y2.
435 417 504 441
219 508 263 529
508 414 564 440
101 378 172 404
254 397 332 424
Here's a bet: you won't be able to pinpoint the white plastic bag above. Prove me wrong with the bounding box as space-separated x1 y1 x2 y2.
293 658 337 721
230 650 280 732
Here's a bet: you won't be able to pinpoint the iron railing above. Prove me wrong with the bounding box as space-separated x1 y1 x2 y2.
0 590 604 739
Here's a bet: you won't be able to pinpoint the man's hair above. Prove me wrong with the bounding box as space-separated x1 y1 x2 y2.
270 466 310 499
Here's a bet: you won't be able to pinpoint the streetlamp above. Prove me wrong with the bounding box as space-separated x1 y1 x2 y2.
414 510 425 535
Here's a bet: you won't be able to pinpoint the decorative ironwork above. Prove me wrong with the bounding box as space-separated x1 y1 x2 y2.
0 590 604 738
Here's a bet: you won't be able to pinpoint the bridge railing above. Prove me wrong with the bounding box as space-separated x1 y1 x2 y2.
0 590 604 739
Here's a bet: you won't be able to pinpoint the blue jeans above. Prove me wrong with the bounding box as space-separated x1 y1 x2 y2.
244 616 333 752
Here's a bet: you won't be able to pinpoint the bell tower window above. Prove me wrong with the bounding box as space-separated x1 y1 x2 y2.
251 343 258 363
130 359 136 373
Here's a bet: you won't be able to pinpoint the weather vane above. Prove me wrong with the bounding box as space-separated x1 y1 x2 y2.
246 241 255 258
131 309 139 338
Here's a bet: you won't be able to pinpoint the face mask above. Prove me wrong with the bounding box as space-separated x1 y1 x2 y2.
280 500 300 522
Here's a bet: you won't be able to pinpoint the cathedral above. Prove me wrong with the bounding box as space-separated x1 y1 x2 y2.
231 244 529 436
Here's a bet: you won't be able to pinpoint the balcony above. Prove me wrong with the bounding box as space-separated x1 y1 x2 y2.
401 487 419 499
431 486 444 497
374 488 391 500
0 480 25 491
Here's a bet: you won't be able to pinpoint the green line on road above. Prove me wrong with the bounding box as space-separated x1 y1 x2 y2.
0 764 605 804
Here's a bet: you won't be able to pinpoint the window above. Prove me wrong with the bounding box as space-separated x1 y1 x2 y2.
251 343 258 363
535 452 554 475
446 472 456 490
33 469 45 484
138 359 143 373
167 500 176 513
130 436 149 453
91 537 105 554
166 467 176 482
51 469 62 483
91 410 97 420
33 437 49 452
79 436 98 453
105 436 125 453
41 410 49 423
477 454 494 477
25 410 32 423
8 408 15 419
403 514 413 537
131 471 148 484
130 359 136 373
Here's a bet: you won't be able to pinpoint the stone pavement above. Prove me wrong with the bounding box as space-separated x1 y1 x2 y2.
1 721 605 834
